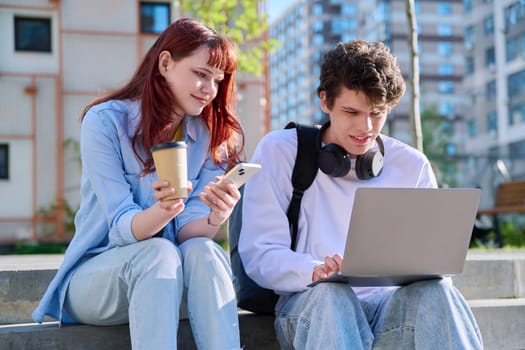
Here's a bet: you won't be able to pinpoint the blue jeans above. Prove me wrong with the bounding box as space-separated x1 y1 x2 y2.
275 278 483 349
64 237 240 350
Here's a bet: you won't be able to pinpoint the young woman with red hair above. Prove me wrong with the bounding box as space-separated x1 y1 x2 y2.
33 18 244 349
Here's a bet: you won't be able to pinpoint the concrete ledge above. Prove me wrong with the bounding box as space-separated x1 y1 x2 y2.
2 251 525 350
0 254 64 324
0 322 132 350
0 312 277 350
0 270 57 324
0 254 64 271
4 251 522 324
468 298 525 350
453 251 525 299
2 298 525 350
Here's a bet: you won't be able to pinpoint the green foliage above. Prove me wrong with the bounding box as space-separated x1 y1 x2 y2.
500 218 525 247
64 137 81 168
421 107 458 187
175 0 279 76
38 200 78 236
470 215 525 249
13 242 68 254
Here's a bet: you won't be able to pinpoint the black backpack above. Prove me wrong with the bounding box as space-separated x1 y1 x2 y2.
229 122 320 314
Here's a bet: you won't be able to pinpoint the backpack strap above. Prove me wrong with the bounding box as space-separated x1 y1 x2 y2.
284 122 320 250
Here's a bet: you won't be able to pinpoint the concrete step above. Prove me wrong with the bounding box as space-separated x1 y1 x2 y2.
0 254 61 324
1 299 523 350
452 251 525 300
1 251 525 349
0 312 278 350
468 298 525 350
2 251 524 324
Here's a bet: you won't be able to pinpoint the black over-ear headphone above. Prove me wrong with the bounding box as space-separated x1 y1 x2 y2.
318 122 385 180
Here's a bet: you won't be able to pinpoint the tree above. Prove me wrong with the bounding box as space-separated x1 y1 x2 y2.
421 107 457 187
174 0 278 76
405 0 423 152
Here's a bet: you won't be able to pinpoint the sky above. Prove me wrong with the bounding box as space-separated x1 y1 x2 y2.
266 0 291 21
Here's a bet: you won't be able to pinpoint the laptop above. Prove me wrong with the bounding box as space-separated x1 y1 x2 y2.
308 187 481 287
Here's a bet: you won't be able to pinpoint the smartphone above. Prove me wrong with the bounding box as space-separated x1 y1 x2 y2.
218 163 262 188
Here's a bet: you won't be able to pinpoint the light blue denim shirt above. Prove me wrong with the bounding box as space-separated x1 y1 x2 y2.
33 99 224 323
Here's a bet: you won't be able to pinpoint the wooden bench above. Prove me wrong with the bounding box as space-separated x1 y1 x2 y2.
477 180 525 246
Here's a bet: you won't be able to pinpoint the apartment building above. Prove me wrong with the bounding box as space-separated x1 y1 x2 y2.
269 0 466 141
0 0 268 242
372 1 466 144
268 0 360 129
268 0 525 205
462 0 525 197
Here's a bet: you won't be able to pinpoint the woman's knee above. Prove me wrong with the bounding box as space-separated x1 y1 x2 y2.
179 237 223 263
179 237 232 277
131 238 182 274
142 237 179 257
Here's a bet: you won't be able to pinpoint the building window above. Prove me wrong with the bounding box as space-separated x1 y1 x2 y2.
140 2 170 34
506 33 525 62
437 2 452 15
313 20 323 32
342 4 357 16
485 47 495 67
331 19 356 34
486 80 496 101
510 140 525 159
506 36 518 61
439 102 455 118
438 42 453 56
467 119 477 138
483 15 494 35
487 111 497 133
464 25 474 49
521 33 525 57
296 4 303 18
465 56 474 75
508 69 525 99
463 0 473 13
14 17 51 52
312 34 324 46
438 81 455 94
312 3 323 15
437 24 452 36
509 102 525 125
438 63 454 76
445 142 457 156
505 1 525 31
0 144 8 180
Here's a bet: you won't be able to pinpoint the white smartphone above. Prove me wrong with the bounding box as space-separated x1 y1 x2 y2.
218 163 262 188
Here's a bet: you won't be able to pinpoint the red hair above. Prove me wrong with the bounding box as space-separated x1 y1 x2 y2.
82 18 244 173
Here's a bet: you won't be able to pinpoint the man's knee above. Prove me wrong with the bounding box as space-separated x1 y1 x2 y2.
288 283 359 317
308 283 356 300
407 278 454 297
391 278 456 309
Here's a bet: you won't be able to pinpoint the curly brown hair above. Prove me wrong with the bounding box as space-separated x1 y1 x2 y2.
317 40 406 110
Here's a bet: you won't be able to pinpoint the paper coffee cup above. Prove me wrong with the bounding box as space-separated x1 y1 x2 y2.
151 141 188 200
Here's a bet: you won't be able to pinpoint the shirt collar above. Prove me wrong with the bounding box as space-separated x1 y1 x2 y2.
126 99 203 143
183 115 198 142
